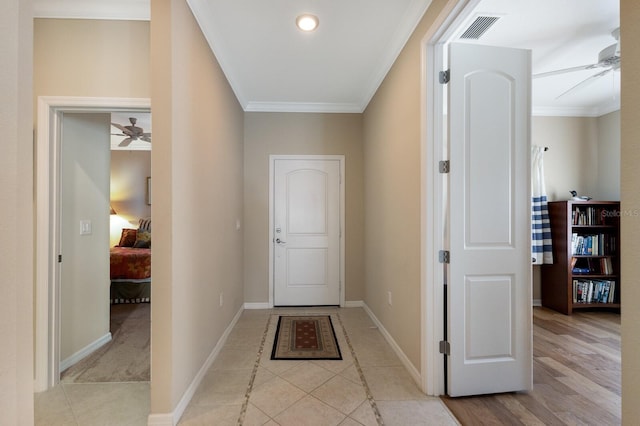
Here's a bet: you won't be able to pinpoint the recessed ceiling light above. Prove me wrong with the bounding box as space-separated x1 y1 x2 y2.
296 14 319 32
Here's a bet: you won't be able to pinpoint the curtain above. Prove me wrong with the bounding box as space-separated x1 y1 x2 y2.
532 145 553 264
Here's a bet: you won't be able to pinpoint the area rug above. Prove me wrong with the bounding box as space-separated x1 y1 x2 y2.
271 315 342 360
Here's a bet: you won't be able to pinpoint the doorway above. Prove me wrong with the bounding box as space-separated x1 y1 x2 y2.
35 96 151 391
269 155 345 307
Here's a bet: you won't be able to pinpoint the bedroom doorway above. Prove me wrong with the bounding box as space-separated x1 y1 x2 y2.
35 96 151 391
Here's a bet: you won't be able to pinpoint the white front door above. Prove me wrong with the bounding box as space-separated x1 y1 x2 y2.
446 43 532 396
273 157 342 306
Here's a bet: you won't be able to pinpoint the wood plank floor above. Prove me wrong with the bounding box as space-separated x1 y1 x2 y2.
442 307 621 425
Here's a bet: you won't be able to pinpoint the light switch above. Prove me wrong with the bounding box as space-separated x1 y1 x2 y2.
80 219 92 235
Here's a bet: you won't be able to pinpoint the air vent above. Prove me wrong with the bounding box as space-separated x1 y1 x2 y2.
459 16 500 40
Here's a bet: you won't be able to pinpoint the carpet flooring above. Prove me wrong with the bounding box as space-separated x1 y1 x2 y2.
61 303 150 383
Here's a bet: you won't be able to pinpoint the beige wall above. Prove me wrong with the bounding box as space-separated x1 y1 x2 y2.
243 113 365 303
596 110 621 200
34 19 150 99
1 0 33 422
150 0 245 414
362 0 450 372
621 0 640 423
532 116 599 201
110 150 152 235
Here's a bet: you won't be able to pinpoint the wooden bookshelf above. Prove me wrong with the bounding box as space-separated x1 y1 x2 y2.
541 200 621 315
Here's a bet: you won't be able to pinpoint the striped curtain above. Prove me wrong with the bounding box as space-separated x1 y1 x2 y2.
532 146 553 264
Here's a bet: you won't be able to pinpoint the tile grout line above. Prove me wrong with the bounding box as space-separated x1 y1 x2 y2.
336 313 385 426
237 314 272 425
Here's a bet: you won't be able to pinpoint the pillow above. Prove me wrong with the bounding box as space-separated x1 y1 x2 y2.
133 229 151 248
118 228 138 247
138 218 151 232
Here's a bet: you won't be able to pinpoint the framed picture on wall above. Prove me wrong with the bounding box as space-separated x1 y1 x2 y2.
146 177 151 205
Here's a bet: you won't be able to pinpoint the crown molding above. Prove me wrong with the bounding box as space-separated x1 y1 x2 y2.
244 101 364 114
34 0 150 21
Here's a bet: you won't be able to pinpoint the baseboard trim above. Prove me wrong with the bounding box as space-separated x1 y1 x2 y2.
361 303 422 387
147 413 174 426
60 332 112 372
244 302 271 310
533 299 542 307
151 304 245 426
344 300 364 308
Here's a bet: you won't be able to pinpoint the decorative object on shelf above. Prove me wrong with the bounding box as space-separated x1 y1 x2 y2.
531 145 553 265
570 190 592 201
111 117 151 147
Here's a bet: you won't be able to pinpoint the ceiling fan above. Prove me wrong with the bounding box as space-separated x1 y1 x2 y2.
533 27 620 99
111 117 151 147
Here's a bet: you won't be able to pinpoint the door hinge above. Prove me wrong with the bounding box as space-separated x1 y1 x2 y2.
58 254 62 263
439 340 450 355
439 70 450 84
439 250 450 264
439 160 450 173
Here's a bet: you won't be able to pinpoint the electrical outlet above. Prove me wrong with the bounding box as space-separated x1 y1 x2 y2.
219 292 224 307
387 291 392 306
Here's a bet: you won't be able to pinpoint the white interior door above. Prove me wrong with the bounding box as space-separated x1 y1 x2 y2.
446 43 532 396
273 157 342 306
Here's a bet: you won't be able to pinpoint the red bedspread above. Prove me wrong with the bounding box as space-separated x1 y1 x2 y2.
110 247 151 280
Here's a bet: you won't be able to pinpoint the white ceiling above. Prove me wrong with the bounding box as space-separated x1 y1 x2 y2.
34 0 620 117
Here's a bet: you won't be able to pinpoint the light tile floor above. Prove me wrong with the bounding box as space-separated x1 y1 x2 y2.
35 307 458 425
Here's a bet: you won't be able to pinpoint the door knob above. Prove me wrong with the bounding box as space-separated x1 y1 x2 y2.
276 238 286 245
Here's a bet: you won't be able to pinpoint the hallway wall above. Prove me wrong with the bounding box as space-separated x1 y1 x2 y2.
150 0 245 416
620 1 640 423
362 0 451 373
243 112 365 304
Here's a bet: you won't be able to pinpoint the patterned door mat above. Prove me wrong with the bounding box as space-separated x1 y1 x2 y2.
271 315 342 360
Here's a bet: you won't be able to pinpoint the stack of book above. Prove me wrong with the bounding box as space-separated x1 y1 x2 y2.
571 233 616 256
572 279 615 304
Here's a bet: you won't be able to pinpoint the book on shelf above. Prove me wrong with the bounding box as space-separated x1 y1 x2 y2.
571 206 617 226
571 257 613 275
571 233 616 256
572 279 615 304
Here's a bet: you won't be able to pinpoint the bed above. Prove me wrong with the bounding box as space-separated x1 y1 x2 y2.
110 220 151 304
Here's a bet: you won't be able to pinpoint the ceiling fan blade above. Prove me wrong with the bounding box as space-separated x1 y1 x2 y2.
141 134 151 143
556 68 613 99
533 63 601 79
111 122 127 132
119 138 134 147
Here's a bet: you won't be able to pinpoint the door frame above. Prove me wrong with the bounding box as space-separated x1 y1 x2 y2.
268 155 345 308
34 96 151 391
421 0 482 395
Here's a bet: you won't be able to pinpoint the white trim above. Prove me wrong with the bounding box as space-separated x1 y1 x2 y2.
344 300 364 308
59 332 112 373
35 96 151 392
362 303 422 386
244 302 271 310
533 102 621 118
146 414 174 426
421 0 481 397
268 155 346 308
244 101 363 114
165 304 244 425
33 0 150 20
532 299 542 307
